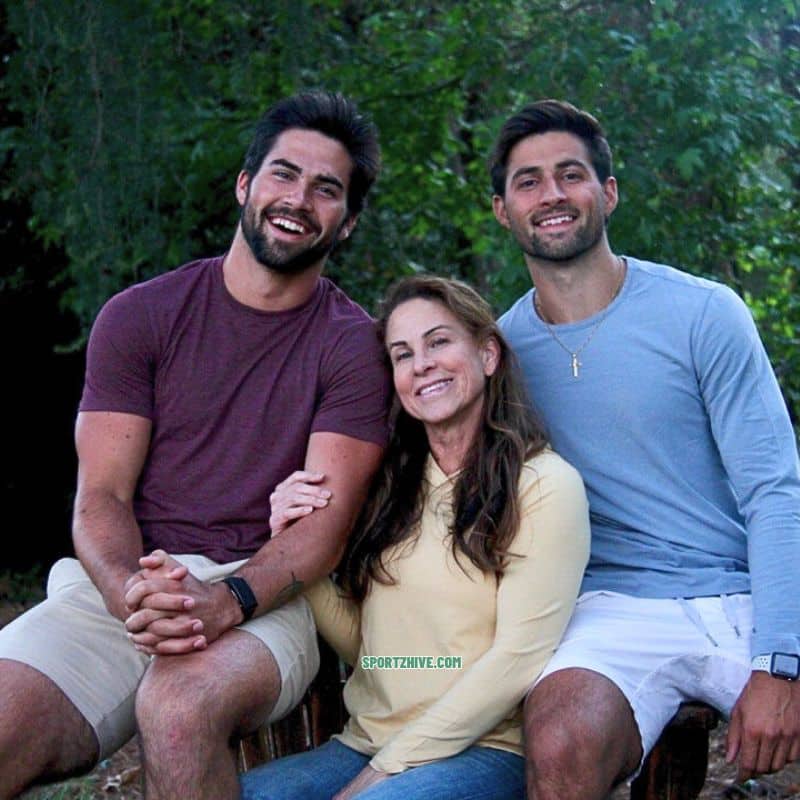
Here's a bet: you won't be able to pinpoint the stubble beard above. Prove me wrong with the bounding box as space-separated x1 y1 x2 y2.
515 206 607 264
240 198 342 276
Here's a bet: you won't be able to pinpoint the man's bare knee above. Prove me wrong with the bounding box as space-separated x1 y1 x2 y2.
136 632 282 748
136 656 221 744
524 669 642 800
135 633 282 800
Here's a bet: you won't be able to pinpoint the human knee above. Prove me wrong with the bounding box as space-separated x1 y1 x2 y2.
135 659 221 743
525 715 580 778
523 682 597 775
524 717 604 800
524 675 641 797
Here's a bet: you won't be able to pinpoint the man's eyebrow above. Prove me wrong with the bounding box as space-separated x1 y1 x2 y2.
317 174 345 191
510 159 590 182
269 158 301 174
510 165 541 183
556 158 590 171
269 158 345 191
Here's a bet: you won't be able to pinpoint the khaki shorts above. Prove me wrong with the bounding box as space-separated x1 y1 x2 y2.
0 556 319 759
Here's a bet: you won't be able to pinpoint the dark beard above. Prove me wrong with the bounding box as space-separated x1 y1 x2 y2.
240 201 341 275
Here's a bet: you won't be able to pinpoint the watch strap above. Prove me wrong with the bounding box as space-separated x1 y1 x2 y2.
222 576 258 622
751 654 771 672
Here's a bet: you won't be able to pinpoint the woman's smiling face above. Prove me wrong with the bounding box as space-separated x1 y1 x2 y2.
385 297 499 435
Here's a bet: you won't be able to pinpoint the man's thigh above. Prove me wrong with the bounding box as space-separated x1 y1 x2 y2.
535 591 752 761
0 558 149 759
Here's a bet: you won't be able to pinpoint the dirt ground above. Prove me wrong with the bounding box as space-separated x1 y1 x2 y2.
3 578 800 800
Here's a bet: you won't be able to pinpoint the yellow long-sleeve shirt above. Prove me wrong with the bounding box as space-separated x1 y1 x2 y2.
304 447 590 773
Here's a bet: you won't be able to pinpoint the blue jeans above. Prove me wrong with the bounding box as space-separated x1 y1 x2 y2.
239 738 525 799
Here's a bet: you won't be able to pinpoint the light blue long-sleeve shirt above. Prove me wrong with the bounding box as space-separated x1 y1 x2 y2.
499 257 800 657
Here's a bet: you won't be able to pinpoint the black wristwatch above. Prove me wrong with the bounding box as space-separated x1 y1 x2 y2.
222 576 258 622
751 653 800 681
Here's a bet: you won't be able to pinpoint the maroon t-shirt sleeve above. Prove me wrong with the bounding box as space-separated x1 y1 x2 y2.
79 288 156 418
312 318 391 447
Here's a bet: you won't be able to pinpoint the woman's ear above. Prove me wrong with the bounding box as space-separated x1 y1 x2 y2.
482 336 501 377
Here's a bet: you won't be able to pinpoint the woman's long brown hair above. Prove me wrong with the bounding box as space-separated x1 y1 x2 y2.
341 275 549 602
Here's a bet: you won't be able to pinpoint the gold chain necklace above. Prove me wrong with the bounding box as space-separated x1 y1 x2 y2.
534 257 626 378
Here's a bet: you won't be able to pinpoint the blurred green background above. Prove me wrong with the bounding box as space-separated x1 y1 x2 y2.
1 0 798 570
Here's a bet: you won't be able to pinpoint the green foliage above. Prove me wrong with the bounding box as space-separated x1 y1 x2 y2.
0 567 45 605
3 0 799 427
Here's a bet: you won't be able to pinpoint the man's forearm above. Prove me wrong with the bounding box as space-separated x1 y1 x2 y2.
235 506 353 617
72 487 145 620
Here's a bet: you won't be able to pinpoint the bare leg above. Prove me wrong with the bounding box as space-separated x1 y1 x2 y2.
0 659 99 799
135 629 282 800
524 668 642 800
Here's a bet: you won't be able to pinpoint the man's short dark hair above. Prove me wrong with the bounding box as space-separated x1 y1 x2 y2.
243 90 381 218
489 99 612 196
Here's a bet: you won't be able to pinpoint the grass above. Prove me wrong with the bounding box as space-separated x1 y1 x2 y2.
14 741 143 800
21 778 100 800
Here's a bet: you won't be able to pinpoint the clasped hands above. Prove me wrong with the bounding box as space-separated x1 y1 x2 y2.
123 550 230 656
122 469 332 658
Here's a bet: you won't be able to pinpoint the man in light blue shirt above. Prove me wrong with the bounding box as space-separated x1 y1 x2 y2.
491 100 800 799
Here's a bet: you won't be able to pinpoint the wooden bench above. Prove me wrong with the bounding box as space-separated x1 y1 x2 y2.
631 703 719 800
239 641 719 800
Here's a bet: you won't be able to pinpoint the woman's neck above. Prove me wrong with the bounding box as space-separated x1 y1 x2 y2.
426 419 479 476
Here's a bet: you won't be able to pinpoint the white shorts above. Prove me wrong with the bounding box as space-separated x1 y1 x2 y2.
0 556 319 759
536 590 753 763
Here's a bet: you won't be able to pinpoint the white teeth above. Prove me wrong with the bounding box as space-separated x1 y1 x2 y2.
271 216 305 233
538 215 574 227
419 380 450 396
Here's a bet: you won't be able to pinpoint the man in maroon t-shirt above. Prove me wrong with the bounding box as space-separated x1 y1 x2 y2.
0 91 391 800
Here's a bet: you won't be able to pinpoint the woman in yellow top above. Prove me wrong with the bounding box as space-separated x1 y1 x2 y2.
240 275 590 800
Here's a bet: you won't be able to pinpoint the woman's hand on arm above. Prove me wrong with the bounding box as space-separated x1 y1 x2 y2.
269 470 331 535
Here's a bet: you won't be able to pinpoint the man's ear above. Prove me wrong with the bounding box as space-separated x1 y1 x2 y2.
235 171 250 207
338 213 359 242
492 195 511 230
603 176 619 218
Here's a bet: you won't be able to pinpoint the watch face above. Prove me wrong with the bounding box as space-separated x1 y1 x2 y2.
772 653 800 680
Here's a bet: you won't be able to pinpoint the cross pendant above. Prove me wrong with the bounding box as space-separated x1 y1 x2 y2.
571 353 581 378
